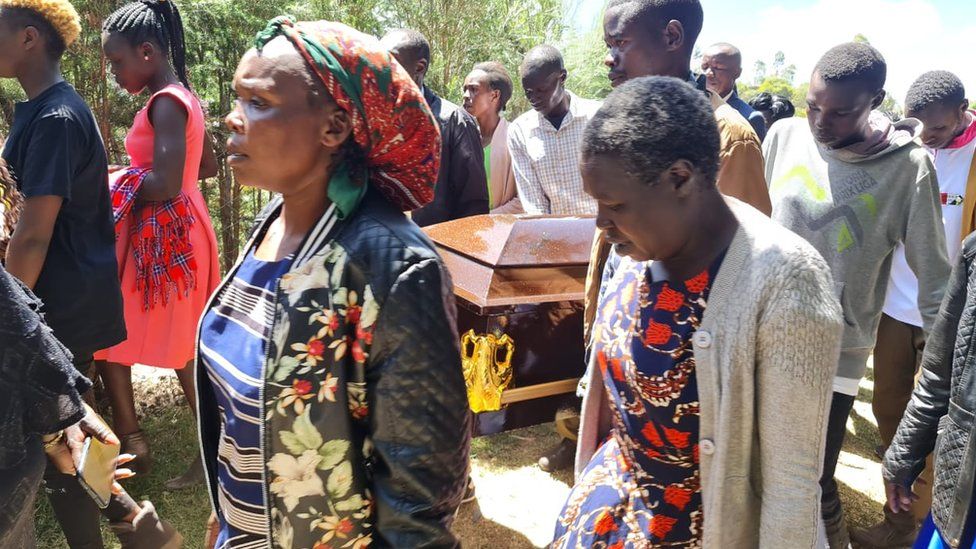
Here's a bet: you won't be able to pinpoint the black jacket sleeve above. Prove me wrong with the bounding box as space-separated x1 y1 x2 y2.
366 258 471 548
447 111 489 220
883 237 974 486
0 266 90 469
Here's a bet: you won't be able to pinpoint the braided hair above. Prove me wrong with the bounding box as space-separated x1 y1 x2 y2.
102 0 190 89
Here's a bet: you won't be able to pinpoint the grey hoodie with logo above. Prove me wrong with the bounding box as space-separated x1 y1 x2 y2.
763 113 951 393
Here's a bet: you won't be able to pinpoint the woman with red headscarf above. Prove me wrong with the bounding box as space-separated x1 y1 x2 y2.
197 18 471 549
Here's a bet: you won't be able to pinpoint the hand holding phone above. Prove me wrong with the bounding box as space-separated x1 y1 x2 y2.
77 435 122 508
65 403 121 470
44 403 138 510
45 403 120 475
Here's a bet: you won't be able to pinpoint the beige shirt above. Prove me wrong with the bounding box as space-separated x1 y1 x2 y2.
488 118 522 213
576 199 842 548
709 92 771 215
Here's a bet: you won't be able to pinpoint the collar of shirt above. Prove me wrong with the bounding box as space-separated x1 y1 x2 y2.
536 90 583 133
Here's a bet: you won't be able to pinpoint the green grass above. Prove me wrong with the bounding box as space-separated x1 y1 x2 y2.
34 406 210 548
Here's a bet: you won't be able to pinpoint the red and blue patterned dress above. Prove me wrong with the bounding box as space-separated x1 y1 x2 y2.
553 252 721 548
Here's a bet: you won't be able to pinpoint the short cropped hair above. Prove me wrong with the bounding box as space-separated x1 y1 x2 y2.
519 44 564 78
706 42 741 65
582 76 720 186
472 61 513 112
384 28 430 62
814 42 887 94
906 70 966 114
606 0 703 49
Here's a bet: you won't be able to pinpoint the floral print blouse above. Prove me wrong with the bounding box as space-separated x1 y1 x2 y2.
553 252 721 548
196 194 470 549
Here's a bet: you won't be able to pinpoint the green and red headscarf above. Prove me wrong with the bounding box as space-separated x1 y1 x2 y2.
254 17 441 218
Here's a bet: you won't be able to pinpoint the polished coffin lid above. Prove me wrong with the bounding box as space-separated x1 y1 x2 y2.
423 214 597 312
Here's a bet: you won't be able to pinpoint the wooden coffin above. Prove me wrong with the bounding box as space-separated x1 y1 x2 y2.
424 214 596 435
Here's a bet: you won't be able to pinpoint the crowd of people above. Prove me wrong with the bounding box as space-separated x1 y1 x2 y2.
0 0 974 548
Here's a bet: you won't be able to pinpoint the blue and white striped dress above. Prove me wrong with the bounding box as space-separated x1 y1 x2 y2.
200 249 292 549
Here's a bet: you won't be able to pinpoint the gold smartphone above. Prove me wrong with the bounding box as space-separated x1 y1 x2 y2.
76 436 120 509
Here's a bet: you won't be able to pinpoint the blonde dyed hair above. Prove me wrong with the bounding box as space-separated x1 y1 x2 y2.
0 0 82 46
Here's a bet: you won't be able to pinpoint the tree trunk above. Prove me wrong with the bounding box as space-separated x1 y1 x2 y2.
98 53 120 162
231 168 241 257
217 82 237 272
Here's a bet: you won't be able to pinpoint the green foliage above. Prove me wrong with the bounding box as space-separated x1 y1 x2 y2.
753 60 767 83
738 78 809 118
0 0 565 270
741 50 808 115
757 77 794 98
770 51 796 84
563 23 612 101
750 51 795 86
380 0 564 112
0 81 24 137
791 82 810 117
880 92 904 121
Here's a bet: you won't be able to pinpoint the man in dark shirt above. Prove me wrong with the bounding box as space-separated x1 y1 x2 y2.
0 3 127 547
701 42 768 141
381 29 489 227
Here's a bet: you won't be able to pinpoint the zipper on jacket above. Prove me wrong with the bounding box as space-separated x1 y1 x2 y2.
197 199 340 545
260 279 283 547
193 213 275 528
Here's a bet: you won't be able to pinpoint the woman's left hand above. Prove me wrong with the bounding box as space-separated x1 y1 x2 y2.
44 402 122 475
885 480 920 514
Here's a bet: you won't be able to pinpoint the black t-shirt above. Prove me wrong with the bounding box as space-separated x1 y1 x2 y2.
2 81 125 356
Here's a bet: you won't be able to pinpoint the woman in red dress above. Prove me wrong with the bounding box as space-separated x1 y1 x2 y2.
97 0 220 488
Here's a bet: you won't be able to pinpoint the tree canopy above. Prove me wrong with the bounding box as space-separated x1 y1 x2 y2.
0 0 567 269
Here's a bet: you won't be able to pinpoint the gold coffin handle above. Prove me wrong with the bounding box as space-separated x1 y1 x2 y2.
460 329 515 413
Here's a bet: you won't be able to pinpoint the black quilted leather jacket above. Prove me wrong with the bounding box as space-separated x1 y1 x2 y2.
197 189 471 548
884 233 976 547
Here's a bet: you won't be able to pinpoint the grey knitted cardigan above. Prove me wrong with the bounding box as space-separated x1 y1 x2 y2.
575 199 843 548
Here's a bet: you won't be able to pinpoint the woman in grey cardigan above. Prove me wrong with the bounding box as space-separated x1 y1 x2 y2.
552 76 843 548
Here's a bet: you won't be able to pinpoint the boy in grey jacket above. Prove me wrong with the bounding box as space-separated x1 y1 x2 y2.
762 42 951 549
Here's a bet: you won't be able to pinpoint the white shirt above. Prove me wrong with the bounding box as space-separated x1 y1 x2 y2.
507 91 601 216
883 123 976 328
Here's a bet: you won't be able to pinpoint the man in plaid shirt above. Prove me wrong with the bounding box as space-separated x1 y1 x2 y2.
507 45 602 473
509 45 602 216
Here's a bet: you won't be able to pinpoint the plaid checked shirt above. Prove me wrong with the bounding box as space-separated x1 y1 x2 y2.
508 91 602 215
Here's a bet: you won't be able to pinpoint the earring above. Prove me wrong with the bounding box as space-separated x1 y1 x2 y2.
144 56 150 61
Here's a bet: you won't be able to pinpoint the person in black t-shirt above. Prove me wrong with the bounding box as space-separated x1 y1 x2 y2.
0 1 163 547
0 21 125 362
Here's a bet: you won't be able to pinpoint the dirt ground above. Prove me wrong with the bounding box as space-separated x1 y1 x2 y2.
36 363 888 548
455 360 889 548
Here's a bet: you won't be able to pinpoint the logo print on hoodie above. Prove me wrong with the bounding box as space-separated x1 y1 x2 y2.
771 165 879 252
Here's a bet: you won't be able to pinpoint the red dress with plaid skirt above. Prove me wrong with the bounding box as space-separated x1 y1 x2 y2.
94 85 220 369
